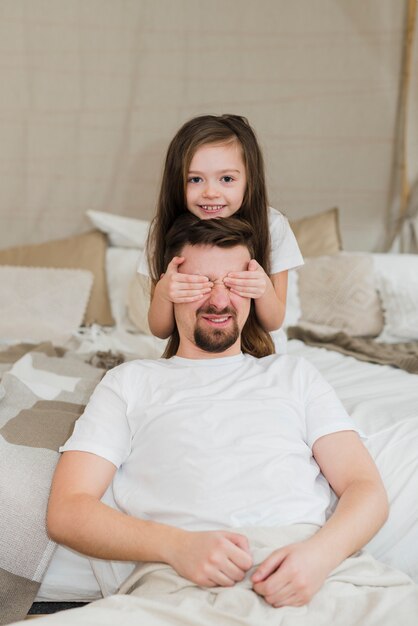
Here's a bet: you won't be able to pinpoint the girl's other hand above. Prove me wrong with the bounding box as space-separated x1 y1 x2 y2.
158 256 213 303
224 259 268 299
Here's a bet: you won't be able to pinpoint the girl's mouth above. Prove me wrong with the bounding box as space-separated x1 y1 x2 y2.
199 205 225 214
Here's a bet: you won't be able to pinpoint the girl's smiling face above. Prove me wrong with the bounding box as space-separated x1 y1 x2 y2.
186 141 247 220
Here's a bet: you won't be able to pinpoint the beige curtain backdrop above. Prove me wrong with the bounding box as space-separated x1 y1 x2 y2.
0 0 416 251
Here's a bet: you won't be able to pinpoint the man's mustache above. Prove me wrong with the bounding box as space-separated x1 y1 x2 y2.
196 305 237 318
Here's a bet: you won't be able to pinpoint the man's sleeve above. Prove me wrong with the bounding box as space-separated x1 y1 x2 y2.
60 369 132 468
301 359 361 448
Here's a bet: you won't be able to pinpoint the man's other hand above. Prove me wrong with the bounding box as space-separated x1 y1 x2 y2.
251 540 329 607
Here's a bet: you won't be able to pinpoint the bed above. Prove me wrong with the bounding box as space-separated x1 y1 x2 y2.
1 209 418 625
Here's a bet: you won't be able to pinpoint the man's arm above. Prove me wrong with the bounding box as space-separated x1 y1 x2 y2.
252 431 388 607
47 451 253 587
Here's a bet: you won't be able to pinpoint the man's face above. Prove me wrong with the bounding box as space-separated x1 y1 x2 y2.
174 244 251 359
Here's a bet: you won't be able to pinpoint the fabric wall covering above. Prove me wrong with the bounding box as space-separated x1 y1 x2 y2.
0 0 416 252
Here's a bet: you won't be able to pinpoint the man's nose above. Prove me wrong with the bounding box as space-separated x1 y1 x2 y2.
208 283 230 309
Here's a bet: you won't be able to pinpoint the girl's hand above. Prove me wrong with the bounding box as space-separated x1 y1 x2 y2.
224 259 268 299
251 539 330 608
158 256 213 303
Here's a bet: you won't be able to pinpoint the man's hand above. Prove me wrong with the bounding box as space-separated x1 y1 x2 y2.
223 259 268 299
157 256 213 303
252 539 330 607
167 530 253 587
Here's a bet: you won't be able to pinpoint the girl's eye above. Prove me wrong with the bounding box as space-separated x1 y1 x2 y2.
188 176 202 184
221 176 234 183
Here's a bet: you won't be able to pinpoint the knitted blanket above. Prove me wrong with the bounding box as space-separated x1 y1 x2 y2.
0 343 105 625
287 326 418 374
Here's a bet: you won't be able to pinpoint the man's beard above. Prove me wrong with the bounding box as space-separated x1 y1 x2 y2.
194 306 239 353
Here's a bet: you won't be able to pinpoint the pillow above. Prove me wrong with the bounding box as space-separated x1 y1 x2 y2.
127 273 152 335
282 269 301 328
106 247 143 329
373 254 418 342
87 210 150 249
0 266 93 343
0 230 113 326
296 253 384 337
290 207 342 257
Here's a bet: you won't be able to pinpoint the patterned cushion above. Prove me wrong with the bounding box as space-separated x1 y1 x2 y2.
373 254 418 341
297 253 384 337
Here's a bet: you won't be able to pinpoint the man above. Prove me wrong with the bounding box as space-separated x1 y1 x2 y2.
45 216 418 625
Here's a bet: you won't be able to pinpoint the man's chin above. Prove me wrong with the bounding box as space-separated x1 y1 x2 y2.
194 326 239 353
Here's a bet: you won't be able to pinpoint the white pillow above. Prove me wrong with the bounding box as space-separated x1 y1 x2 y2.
373 254 418 342
87 210 150 249
0 266 93 343
283 269 301 328
105 247 143 329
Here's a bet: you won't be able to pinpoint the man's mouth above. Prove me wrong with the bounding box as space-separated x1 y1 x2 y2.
197 306 236 328
201 314 231 327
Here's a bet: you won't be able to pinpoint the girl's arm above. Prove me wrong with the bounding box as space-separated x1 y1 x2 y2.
148 257 213 339
224 261 287 332
148 279 176 338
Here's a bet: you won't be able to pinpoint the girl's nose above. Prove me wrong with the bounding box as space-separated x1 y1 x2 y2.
203 182 220 198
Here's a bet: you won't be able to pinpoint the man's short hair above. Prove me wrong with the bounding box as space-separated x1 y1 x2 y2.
162 215 275 359
164 214 255 269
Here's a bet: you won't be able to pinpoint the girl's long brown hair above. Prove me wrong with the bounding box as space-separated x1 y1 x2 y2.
147 114 271 285
161 214 274 359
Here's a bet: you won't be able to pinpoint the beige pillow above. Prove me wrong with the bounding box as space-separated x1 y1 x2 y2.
297 253 384 337
0 230 113 326
127 273 152 334
290 207 342 257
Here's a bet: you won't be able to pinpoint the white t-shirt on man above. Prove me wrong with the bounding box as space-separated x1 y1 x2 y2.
61 352 357 531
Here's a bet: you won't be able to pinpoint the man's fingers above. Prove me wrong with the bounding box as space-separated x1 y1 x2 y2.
224 534 253 570
208 571 236 588
225 531 250 553
252 549 286 583
272 590 300 608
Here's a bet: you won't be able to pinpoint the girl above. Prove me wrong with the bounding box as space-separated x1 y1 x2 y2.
137 114 303 353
